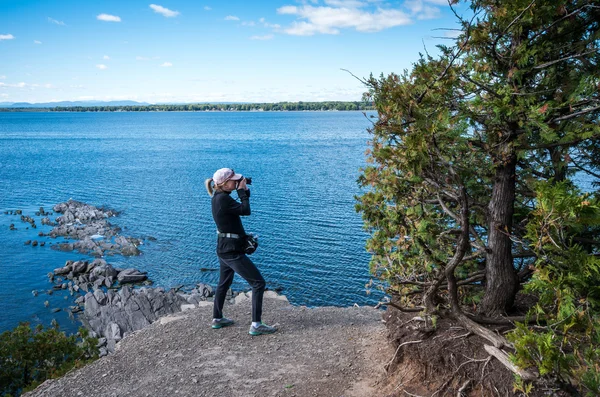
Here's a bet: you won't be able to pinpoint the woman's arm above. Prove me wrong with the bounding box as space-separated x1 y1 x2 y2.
223 188 251 216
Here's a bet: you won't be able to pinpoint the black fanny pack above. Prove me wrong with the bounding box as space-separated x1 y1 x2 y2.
217 232 259 255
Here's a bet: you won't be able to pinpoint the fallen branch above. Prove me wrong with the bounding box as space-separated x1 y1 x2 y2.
466 313 546 325
483 344 538 381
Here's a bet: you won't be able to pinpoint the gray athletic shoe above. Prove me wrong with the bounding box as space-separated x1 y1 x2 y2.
211 317 234 329
249 322 278 336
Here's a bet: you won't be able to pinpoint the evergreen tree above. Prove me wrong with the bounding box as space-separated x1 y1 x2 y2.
358 0 600 391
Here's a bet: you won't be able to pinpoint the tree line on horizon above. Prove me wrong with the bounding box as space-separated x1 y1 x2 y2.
0 101 374 112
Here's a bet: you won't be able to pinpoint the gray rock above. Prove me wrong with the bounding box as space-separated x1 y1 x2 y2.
128 309 150 331
197 283 214 298
97 337 107 347
106 289 117 304
106 339 116 354
121 245 141 256
92 264 118 279
93 277 105 289
91 258 107 267
119 285 132 302
54 265 71 275
133 293 155 322
84 293 101 318
105 322 122 342
71 261 87 275
93 289 107 305
54 243 74 251
117 268 147 284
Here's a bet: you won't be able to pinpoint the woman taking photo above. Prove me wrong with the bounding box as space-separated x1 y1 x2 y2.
205 168 277 336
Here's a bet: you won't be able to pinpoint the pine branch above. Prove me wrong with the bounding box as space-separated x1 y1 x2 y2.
533 49 599 70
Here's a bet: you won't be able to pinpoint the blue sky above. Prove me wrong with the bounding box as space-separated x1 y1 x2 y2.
0 0 463 103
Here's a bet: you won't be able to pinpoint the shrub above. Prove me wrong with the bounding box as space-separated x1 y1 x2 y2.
0 322 98 396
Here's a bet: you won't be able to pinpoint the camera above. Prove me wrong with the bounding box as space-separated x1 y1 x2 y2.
244 176 252 185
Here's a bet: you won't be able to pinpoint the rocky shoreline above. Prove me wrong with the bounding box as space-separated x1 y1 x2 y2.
8 200 259 357
7 200 144 256
45 255 250 357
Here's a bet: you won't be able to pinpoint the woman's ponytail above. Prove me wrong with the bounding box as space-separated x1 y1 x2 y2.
205 178 215 196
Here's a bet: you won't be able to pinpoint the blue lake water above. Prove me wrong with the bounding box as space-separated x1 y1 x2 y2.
0 111 380 334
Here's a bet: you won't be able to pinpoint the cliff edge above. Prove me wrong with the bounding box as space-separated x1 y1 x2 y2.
25 293 391 397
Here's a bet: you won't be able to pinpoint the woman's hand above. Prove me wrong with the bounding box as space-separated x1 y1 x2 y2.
237 178 249 190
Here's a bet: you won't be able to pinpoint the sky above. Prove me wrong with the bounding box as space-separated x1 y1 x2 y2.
0 0 463 104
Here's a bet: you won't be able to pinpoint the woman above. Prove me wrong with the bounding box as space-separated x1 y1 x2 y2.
204 168 277 336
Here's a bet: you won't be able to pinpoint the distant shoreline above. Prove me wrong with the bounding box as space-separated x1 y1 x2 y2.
0 101 375 113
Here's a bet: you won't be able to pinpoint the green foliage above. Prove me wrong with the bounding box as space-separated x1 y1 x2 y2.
508 182 600 395
357 0 600 393
0 323 99 396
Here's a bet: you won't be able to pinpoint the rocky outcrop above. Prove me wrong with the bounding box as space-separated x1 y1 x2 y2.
51 259 148 293
81 286 188 355
48 200 142 256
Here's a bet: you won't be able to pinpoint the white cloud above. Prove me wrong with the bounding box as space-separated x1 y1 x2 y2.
242 21 256 26
259 17 280 29
404 0 444 19
0 82 30 88
277 5 412 35
48 17 66 26
225 15 240 21
278 6 298 14
324 0 365 7
204 6 212 11
0 75 6 79
97 14 121 22
44 84 53 89
0 34 15 40
103 55 110 60
149 4 180 18
34 40 42 44
136 56 150 61
96 64 108 70
160 62 173 67
250 34 274 40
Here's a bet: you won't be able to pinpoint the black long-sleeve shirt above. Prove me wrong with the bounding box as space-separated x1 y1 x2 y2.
212 188 250 254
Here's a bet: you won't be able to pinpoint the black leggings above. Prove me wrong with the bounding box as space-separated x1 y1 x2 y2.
212 253 266 322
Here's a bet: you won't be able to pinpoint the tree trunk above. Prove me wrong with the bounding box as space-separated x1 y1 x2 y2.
481 145 519 316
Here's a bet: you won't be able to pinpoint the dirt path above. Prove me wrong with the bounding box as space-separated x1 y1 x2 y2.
26 293 392 397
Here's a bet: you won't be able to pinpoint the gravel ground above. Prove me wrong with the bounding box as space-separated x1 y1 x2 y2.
26 293 391 397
